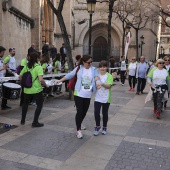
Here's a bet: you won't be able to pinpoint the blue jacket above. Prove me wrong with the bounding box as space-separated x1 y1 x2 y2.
65 65 98 93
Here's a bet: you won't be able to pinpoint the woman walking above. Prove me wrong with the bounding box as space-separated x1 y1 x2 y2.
55 55 98 139
20 52 49 127
147 59 170 119
120 56 126 86
94 60 113 136
127 57 137 91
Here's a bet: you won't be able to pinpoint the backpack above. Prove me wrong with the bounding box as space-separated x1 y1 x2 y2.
21 66 38 88
68 66 80 91
16 65 24 75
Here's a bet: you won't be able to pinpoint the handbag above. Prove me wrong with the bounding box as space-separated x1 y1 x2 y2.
68 66 80 91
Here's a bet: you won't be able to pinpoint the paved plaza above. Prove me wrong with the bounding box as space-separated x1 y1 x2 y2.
0 81 170 170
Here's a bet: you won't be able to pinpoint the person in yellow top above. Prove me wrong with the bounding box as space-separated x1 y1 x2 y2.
19 52 49 127
53 54 61 74
41 56 49 74
19 54 30 106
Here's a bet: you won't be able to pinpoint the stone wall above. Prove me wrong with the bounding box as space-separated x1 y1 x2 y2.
1 0 32 64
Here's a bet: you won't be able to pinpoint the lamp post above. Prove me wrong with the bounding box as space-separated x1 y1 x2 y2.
124 23 131 59
138 35 145 56
87 0 96 55
125 24 131 35
155 40 159 61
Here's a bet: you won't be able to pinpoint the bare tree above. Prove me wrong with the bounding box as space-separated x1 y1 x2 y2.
46 0 74 70
114 0 156 58
151 2 170 28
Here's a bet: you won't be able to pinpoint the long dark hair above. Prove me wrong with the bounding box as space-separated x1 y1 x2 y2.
79 55 92 65
53 53 61 66
27 52 40 69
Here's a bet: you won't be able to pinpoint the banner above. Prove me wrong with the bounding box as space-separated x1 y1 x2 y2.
124 32 131 59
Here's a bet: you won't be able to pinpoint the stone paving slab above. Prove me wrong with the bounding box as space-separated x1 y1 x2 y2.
104 141 170 170
0 158 46 170
127 121 170 142
1 128 90 162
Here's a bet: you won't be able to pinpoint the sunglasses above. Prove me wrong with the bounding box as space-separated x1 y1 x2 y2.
9 48 15 50
165 60 170 61
85 61 92 64
158 62 164 64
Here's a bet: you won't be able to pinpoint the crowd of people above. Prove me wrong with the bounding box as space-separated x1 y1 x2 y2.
110 55 170 120
0 42 170 138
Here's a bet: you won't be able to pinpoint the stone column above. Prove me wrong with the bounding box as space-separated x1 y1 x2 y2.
31 0 41 51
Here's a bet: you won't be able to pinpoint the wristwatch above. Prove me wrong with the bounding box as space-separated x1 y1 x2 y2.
101 83 104 86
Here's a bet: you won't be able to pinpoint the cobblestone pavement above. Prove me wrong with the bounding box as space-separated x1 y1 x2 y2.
0 81 170 170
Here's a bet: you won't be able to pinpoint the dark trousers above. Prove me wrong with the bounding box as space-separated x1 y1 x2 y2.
128 75 136 88
153 91 165 113
137 78 146 93
61 55 66 65
74 96 91 131
94 101 110 127
22 91 43 123
120 71 126 84
65 80 69 91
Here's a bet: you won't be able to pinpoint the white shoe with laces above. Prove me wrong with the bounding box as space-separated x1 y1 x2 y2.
76 130 83 139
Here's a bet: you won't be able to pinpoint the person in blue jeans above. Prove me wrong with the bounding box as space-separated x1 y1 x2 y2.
136 56 148 95
94 60 113 136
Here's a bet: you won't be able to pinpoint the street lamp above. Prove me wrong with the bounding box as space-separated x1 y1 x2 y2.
87 0 96 55
138 35 145 56
155 40 159 61
125 23 131 35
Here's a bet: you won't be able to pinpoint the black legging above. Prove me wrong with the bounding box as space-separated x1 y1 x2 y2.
153 90 165 113
22 91 43 123
128 75 136 88
94 101 110 128
120 70 126 84
74 96 91 131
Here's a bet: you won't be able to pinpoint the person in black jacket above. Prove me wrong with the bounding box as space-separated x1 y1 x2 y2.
60 43 66 65
28 43 35 55
50 45 57 60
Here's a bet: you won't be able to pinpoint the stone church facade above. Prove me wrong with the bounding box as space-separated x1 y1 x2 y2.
0 0 160 64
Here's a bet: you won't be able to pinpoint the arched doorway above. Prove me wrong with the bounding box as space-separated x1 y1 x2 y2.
93 36 108 62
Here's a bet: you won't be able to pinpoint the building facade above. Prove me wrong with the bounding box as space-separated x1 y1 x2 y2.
159 0 170 58
0 0 160 64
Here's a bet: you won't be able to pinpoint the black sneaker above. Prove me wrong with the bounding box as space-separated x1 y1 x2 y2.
1 105 11 110
20 120 25 125
32 122 44 128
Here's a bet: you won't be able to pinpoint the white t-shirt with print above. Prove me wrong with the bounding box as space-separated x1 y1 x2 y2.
95 74 109 103
77 68 92 98
128 62 137 76
121 61 126 71
151 69 168 87
9 56 16 70
0 59 5 77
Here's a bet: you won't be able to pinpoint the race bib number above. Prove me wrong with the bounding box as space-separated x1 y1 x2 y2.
82 84 92 91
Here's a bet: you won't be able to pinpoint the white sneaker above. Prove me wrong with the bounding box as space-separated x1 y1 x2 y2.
76 130 83 139
81 124 86 130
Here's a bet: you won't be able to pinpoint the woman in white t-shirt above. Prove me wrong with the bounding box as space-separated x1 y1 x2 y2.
94 60 113 136
127 57 137 91
148 59 170 119
55 55 98 139
120 56 126 85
